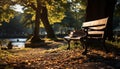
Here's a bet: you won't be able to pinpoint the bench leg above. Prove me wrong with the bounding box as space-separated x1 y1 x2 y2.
67 40 71 50
80 38 85 49
102 40 109 53
82 41 88 55
80 40 85 49
80 38 88 55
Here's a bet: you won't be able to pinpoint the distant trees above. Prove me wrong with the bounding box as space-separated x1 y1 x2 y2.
14 0 56 42
0 15 26 37
113 0 120 29
0 0 15 23
115 0 120 16
1 0 119 42
0 0 65 42
60 0 87 31
14 0 86 41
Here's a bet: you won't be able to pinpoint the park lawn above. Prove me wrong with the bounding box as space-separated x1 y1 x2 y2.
0 40 120 69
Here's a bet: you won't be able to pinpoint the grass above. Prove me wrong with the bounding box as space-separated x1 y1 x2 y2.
106 40 120 48
59 39 120 54
0 39 120 60
0 39 120 69
59 41 83 50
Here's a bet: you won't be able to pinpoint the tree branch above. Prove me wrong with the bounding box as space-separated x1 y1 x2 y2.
28 3 37 10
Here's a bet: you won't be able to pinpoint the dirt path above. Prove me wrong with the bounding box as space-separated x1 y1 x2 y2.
0 40 120 69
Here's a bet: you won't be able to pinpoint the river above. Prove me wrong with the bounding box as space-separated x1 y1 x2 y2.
0 38 27 48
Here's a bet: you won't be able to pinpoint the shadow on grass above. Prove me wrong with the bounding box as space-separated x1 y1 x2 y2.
25 39 65 50
83 41 120 69
85 53 120 69
84 40 120 55
105 42 120 56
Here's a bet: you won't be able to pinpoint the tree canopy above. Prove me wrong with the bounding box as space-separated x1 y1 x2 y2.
0 0 16 23
0 0 120 40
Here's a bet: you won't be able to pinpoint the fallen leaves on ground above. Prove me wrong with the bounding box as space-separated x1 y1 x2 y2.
0 41 120 69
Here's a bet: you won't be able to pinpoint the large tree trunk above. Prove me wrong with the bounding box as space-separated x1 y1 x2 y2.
31 9 42 42
86 0 117 41
30 0 43 43
105 0 117 41
85 0 106 21
41 6 56 38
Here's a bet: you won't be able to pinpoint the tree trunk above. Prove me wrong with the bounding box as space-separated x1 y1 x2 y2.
41 6 56 38
105 0 117 41
85 0 117 41
31 9 42 42
30 0 43 42
85 0 106 21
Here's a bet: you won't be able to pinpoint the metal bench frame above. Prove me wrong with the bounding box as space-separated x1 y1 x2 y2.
64 17 109 55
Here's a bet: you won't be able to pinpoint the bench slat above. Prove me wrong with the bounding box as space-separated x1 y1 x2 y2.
88 31 104 35
82 17 108 28
89 25 106 30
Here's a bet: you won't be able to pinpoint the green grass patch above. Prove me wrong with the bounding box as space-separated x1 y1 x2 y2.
106 40 120 48
59 41 83 50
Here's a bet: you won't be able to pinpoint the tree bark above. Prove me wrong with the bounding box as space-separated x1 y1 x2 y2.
41 6 56 38
85 0 117 41
85 0 106 21
105 0 117 41
31 9 41 42
30 0 43 42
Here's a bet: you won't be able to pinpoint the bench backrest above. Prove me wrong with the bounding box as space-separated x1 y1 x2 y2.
82 17 108 38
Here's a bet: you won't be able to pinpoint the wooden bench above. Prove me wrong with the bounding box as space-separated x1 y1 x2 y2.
64 17 108 55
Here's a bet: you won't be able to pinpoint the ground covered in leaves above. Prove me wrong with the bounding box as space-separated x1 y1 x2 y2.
0 40 120 69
